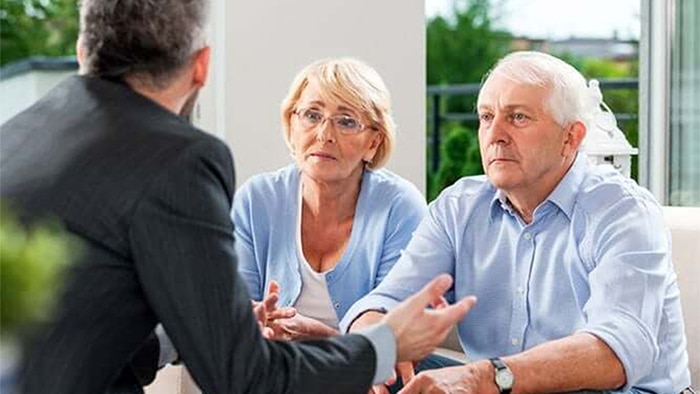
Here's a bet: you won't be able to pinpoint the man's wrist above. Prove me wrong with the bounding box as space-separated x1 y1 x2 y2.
489 357 514 394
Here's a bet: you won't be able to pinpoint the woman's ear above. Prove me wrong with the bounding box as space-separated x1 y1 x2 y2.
363 133 383 163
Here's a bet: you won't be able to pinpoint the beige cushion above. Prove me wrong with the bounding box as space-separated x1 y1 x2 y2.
663 206 700 386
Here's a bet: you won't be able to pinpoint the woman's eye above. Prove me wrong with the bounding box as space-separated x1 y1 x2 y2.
304 110 323 122
337 116 359 129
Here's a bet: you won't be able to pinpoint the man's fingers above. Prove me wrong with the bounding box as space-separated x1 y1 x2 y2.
397 362 415 386
430 295 449 309
396 377 422 394
410 274 453 309
432 295 477 327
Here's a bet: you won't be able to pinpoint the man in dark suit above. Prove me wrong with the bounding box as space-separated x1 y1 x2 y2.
0 0 476 393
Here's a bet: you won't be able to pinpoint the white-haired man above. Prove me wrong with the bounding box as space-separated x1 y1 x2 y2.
344 51 691 394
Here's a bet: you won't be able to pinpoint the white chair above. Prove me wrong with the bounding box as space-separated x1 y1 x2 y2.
663 206 700 386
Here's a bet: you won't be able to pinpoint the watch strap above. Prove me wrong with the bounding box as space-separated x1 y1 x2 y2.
489 357 513 394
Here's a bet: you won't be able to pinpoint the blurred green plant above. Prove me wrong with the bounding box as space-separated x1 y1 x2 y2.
0 205 78 337
0 0 80 66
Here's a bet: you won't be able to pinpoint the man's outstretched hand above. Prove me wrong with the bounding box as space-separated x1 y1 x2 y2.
382 274 476 362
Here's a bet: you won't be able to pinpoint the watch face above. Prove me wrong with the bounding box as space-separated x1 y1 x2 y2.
496 369 514 389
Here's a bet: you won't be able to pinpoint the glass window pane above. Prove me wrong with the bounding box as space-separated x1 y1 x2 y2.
669 0 700 206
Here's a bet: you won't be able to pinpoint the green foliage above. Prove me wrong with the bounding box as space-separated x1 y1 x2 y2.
427 0 511 86
426 0 511 200
427 0 511 115
0 206 78 336
0 0 80 66
429 124 483 200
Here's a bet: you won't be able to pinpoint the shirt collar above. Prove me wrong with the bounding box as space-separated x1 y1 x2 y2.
544 152 588 221
488 152 589 221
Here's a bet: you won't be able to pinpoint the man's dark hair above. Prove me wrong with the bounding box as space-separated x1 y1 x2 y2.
79 0 209 89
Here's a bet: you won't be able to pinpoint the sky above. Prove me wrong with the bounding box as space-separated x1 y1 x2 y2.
425 0 641 40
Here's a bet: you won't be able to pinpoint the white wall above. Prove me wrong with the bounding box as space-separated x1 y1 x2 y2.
0 70 76 125
195 0 426 193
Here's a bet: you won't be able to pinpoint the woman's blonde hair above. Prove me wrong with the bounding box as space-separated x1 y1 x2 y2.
280 57 396 169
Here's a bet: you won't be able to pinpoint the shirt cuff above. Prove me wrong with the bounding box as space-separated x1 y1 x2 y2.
356 323 397 385
155 324 179 367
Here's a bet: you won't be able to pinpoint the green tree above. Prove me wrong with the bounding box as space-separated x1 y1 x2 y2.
0 0 80 66
427 0 511 87
426 0 511 200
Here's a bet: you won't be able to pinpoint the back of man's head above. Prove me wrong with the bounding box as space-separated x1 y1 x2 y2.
78 0 209 89
482 51 593 129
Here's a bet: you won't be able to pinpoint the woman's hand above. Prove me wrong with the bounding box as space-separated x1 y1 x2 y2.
266 313 339 340
252 281 296 338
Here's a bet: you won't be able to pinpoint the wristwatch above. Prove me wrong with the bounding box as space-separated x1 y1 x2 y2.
489 357 514 393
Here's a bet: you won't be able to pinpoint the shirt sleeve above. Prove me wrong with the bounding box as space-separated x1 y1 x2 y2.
356 324 398 384
577 195 670 390
340 193 457 332
375 183 428 286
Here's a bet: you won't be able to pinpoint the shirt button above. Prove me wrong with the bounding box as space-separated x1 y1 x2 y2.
523 232 532 240
511 337 520 346
334 302 340 309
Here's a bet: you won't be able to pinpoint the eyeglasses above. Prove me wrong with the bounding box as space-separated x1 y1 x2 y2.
293 107 374 134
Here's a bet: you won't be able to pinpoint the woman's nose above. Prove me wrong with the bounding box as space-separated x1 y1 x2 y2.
315 118 336 142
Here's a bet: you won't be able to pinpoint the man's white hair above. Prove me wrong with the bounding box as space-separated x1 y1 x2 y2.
482 51 596 129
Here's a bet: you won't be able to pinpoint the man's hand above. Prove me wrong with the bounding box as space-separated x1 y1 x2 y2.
382 274 477 362
398 362 496 394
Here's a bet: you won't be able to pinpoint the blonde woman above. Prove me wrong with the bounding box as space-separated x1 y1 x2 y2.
234 58 426 339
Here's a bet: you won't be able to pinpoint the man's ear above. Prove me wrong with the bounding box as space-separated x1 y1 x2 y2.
562 120 586 156
192 46 211 88
76 36 85 72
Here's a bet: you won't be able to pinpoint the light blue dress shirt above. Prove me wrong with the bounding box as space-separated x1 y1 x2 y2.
341 153 690 393
233 163 427 321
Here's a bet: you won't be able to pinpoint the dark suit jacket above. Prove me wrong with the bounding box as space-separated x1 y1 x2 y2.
0 76 376 394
